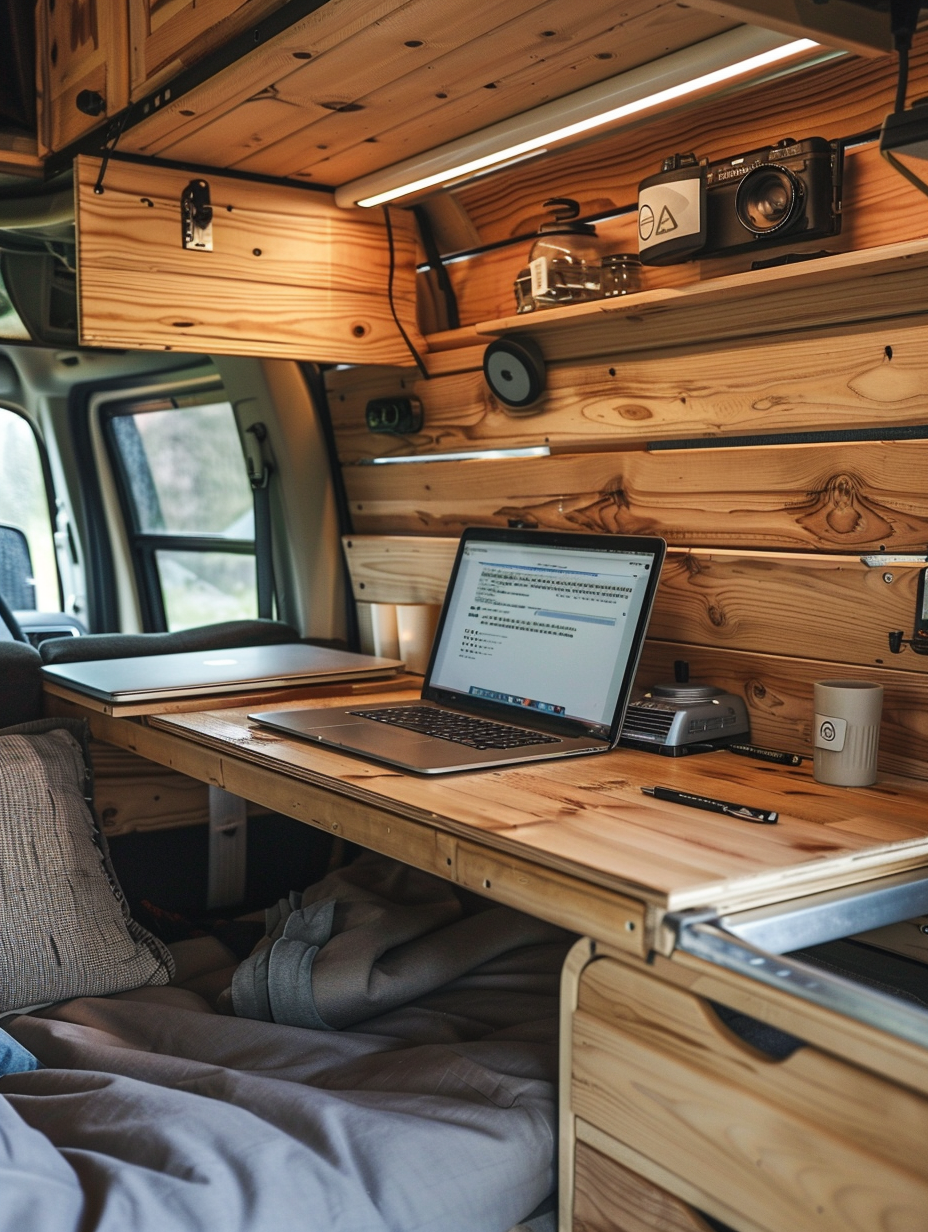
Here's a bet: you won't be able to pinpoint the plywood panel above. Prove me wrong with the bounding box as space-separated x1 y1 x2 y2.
329 317 928 461
75 156 422 363
343 439 928 551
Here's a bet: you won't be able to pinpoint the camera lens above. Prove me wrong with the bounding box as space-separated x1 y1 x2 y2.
736 165 802 235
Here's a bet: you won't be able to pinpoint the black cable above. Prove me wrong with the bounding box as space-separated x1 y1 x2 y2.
93 110 131 195
890 0 922 112
382 206 429 379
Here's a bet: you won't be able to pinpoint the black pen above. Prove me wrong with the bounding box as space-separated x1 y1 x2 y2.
727 743 803 767
641 785 778 824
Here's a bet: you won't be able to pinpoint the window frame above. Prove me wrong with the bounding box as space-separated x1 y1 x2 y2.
101 386 256 632
0 400 63 611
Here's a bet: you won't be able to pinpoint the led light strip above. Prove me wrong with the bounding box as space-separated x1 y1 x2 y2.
336 29 820 209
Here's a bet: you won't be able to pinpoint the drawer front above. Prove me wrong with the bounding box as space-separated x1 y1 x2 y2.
572 956 928 1232
574 1141 716 1232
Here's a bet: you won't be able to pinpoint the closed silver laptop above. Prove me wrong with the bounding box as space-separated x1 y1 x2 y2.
42 643 404 703
253 528 666 774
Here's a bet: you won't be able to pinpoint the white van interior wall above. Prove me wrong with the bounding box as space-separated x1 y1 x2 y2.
214 356 346 643
0 346 204 632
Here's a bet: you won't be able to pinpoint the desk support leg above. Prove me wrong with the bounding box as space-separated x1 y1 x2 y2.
207 787 248 910
559 936 596 1232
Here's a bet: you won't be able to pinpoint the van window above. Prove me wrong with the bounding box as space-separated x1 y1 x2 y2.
104 393 257 631
0 406 59 611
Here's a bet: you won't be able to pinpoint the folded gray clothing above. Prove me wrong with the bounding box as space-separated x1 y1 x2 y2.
231 852 572 1029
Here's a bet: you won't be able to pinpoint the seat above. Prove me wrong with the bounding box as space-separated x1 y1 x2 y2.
0 641 43 726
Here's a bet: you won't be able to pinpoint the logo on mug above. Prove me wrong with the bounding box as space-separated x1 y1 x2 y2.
814 713 847 751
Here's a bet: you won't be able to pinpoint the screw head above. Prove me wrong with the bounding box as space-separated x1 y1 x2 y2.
883 572 894 583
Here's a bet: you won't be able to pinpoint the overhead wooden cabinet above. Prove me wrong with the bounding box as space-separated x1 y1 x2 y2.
74 156 423 364
128 0 290 99
35 0 129 155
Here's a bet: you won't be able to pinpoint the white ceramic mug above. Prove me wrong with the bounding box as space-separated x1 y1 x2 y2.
813 680 883 787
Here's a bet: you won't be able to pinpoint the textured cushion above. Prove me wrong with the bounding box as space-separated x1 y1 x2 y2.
0 718 174 1014
39 618 300 666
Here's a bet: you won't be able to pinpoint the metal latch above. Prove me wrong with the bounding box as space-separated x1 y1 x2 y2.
664 866 928 1050
181 179 213 251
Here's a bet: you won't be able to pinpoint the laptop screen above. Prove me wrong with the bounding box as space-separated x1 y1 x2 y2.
427 534 662 735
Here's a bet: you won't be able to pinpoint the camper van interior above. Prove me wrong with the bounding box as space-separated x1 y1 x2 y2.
3 1 928 1229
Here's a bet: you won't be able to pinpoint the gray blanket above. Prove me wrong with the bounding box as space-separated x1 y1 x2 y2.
1 856 571 1232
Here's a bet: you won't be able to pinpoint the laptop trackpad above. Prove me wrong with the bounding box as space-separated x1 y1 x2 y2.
267 715 434 754
323 721 432 746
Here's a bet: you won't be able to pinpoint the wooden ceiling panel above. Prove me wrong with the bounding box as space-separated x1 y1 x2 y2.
276 2 738 184
120 0 735 187
149 0 542 168
119 0 414 156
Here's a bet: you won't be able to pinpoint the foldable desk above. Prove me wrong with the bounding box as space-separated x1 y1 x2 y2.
45 684 928 1232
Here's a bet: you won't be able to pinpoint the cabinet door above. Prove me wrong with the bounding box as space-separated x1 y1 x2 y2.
129 0 289 99
36 0 129 155
74 155 424 366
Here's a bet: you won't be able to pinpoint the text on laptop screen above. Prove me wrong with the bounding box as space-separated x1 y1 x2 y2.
429 539 657 728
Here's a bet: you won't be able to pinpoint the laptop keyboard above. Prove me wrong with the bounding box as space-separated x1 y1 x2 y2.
349 705 562 750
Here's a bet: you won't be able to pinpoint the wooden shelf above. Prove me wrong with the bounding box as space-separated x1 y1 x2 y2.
473 238 928 363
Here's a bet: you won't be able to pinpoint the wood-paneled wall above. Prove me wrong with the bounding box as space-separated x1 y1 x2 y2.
325 44 928 779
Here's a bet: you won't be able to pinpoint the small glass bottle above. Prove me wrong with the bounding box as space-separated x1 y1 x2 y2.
527 198 609 309
513 267 534 313
600 253 642 297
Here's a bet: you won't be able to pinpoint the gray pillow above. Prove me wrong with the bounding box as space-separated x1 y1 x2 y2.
0 718 174 1014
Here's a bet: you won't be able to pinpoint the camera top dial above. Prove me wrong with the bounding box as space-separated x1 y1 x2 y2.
735 164 804 236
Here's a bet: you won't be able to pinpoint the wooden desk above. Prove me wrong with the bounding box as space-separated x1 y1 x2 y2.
47 685 928 952
45 684 928 1232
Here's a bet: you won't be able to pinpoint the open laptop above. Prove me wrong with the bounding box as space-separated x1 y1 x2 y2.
253 528 666 774
42 643 405 704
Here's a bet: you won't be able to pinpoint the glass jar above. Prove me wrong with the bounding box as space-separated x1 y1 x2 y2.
527 198 609 309
601 253 642 297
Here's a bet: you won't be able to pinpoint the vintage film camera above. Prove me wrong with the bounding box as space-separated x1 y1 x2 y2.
637 137 843 265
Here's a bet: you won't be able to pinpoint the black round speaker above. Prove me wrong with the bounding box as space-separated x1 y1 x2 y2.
482 337 546 412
